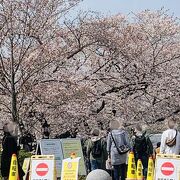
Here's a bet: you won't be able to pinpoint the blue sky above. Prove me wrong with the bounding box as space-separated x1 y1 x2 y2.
73 0 180 17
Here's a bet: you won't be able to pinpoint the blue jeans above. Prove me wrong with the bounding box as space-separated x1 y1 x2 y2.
90 159 102 171
113 164 126 180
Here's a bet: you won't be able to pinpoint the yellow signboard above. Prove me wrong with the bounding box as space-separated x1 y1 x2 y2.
61 157 80 180
22 158 30 180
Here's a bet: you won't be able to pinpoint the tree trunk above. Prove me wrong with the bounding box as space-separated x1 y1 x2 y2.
10 37 18 123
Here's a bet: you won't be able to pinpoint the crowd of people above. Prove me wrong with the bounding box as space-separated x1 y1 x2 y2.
85 117 180 180
0 116 180 180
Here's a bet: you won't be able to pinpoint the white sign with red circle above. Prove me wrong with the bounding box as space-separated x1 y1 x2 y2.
30 156 55 180
36 163 49 176
155 156 180 180
161 162 174 176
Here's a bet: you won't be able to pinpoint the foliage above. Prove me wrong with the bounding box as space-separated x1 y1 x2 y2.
0 3 179 136
79 176 86 180
0 0 83 135
18 149 32 166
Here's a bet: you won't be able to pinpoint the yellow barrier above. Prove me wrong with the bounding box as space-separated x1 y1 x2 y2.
9 154 19 180
137 159 143 180
126 152 137 180
147 157 154 180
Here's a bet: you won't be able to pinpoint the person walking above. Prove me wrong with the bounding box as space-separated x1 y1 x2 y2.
1 122 25 180
160 117 180 155
107 120 130 180
87 129 107 171
132 124 153 178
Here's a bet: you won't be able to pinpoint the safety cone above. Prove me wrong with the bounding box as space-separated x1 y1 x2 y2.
126 152 137 180
147 157 154 180
137 159 144 180
9 154 19 180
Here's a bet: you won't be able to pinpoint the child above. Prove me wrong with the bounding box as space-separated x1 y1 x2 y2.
155 142 161 158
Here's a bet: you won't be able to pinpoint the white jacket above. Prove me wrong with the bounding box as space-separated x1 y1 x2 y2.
160 129 180 155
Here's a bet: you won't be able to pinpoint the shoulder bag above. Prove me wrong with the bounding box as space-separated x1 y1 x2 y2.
166 129 178 147
111 132 130 155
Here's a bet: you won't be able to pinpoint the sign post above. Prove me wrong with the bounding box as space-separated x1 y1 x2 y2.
61 139 86 176
155 154 180 180
61 157 81 180
36 138 86 177
30 155 56 180
22 158 30 180
37 139 63 177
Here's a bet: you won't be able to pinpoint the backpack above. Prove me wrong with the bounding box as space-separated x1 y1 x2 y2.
91 139 102 158
134 133 147 155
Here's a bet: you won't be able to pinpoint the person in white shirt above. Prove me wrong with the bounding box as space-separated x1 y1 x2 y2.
160 117 180 155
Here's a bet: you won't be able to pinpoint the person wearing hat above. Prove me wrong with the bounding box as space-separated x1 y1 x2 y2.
107 120 130 180
1 122 25 180
87 128 107 172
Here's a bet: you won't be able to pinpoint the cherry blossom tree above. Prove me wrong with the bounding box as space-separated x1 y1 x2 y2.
0 5 179 137
59 10 180 132
0 0 81 132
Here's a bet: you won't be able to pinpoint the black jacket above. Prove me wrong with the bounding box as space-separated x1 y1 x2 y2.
1 133 24 179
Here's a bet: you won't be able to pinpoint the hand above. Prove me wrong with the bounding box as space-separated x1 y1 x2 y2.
106 157 112 170
108 156 111 163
